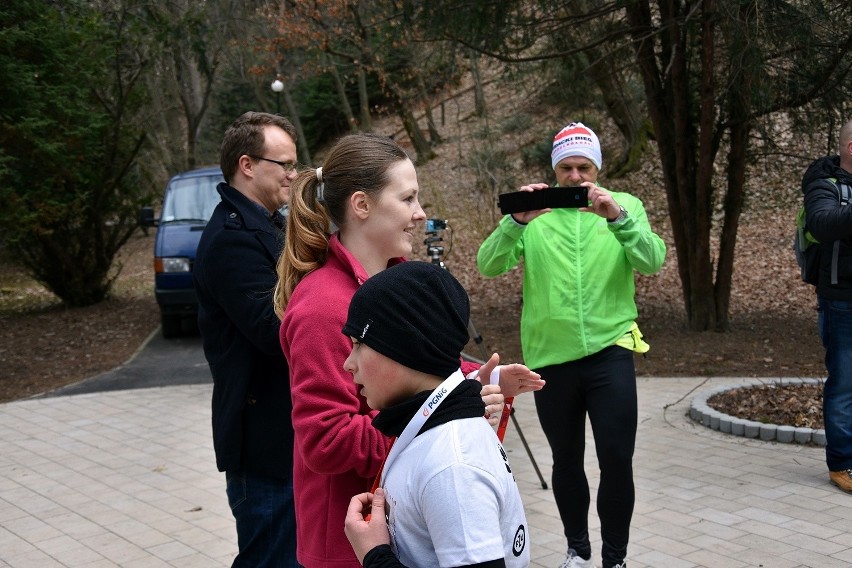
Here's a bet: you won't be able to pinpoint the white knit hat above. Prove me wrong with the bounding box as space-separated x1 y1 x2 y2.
551 122 602 171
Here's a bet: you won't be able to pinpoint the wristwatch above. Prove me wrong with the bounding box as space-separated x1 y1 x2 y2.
608 205 628 224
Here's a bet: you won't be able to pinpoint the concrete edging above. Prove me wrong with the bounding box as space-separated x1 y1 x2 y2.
689 378 826 446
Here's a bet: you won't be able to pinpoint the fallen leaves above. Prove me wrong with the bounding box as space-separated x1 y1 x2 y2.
708 383 824 429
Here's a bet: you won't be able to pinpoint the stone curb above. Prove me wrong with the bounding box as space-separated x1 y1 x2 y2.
689 378 826 446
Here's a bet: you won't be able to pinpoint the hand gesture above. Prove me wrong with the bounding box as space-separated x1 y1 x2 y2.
580 182 621 221
497 361 545 398
476 352 545 398
510 183 552 224
480 381 505 426
344 488 391 564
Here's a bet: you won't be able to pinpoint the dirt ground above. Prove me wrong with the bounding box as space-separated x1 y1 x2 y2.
0 232 160 402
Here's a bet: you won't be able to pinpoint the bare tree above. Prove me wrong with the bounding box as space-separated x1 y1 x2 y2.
407 0 852 330
141 0 242 172
624 0 852 329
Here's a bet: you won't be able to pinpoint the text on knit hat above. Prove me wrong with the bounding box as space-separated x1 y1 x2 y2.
551 122 602 171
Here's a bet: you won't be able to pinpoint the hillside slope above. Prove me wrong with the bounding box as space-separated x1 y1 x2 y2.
0 73 828 403
372 73 825 378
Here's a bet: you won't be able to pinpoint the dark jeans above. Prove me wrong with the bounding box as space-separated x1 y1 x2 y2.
226 470 298 568
818 297 852 472
533 345 637 568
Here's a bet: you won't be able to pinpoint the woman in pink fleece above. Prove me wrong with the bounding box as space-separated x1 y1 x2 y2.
273 133 542 568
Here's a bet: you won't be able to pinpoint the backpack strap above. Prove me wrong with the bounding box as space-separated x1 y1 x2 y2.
831 240 841 284
839 181 852 206
829 181 851 285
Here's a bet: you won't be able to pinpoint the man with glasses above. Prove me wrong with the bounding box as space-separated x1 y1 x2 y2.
194 111 300 566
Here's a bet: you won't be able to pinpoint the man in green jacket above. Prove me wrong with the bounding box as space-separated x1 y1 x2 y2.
477 122 666 568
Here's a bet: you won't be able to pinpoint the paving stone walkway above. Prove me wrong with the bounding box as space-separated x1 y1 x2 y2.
1 377 850 567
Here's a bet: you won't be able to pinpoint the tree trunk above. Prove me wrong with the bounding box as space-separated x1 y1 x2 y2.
279 78 313 166
349 2 371 132
714 0 757 331
688 0 719 332
399 104 435 164
417 75 442 144
585 47 649 178
626 0 719 331
469 49 486 117
716 118 748 331
357 66 371 131
325 53 358 132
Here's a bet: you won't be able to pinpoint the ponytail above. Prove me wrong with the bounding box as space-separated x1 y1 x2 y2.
273 169 332 318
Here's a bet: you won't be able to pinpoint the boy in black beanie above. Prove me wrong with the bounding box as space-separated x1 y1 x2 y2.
342 261 530 568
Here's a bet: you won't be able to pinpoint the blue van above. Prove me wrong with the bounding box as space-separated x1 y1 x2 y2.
139 166 224 338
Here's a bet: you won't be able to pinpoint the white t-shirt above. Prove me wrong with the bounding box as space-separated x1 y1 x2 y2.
382 416 530 567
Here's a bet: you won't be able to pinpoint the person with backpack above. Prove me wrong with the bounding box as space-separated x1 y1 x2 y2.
801 118 852 494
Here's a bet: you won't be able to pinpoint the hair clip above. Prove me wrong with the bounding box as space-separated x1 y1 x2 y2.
316 167 325 201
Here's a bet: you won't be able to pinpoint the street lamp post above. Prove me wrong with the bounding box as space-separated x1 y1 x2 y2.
271 78 284 114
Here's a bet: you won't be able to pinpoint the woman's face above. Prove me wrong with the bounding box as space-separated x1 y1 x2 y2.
363 159 426 261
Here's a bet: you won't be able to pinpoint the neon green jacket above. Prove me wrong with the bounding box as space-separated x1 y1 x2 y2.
477 190 666 369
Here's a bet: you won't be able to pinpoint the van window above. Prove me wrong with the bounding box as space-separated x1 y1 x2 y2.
161 175 223 223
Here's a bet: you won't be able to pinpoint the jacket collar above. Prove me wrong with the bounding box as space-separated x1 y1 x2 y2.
217 182 280 234
328 232 405 287
803 155 852 188
372 379 484 438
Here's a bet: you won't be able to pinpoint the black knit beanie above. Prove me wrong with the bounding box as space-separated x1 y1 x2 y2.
342 261 470 377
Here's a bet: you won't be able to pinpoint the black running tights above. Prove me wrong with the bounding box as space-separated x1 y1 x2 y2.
533 345 637 568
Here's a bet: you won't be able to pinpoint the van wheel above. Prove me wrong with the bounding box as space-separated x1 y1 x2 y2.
161 314 182 338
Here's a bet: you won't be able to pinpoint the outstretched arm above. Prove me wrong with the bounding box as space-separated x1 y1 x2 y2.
475 353 545 399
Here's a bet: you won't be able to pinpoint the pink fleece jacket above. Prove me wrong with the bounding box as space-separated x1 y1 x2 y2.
280 234 478 568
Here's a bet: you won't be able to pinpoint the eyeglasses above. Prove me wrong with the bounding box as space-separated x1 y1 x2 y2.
249 155 298 173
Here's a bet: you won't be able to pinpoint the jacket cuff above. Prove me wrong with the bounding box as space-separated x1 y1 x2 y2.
364 544 406 568
499 214 527 238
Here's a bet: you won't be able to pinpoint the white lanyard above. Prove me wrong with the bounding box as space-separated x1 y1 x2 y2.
378 369 467 487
